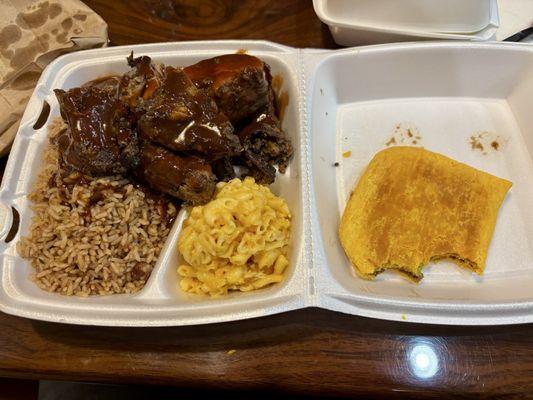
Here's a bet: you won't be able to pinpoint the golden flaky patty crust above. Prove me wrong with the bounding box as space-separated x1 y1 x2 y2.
339 146 512 282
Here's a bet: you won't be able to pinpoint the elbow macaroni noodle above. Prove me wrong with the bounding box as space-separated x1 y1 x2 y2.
177 177 291 296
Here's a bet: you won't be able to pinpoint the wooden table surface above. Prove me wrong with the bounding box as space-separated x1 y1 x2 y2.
1 1 533 398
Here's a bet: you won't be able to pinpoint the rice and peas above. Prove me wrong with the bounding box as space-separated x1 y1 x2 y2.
17 121 177 296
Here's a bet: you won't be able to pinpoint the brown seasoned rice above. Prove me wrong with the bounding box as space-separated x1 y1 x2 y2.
17 120 177 296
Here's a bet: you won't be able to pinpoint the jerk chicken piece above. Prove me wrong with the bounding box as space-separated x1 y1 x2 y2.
184 54 271 125
119 53 163 107
54 86 139 176
211 157 236 182
185 54 293 183
137 66 241 160
135 142 216 205
237 112 293 184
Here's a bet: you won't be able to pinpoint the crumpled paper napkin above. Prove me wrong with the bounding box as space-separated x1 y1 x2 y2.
0 0 108 156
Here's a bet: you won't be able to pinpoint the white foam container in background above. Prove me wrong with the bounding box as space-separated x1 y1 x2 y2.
317 0 495 33
313 0 500 45
0 40 532 326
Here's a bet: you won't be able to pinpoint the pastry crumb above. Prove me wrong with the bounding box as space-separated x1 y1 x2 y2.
386 137 396 146
342 151 352 158
386 123 421 147
470 131 505 154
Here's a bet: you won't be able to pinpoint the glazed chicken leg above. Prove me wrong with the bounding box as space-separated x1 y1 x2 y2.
137 65 242 160
184 54 293 183
119 53 163 107
135 142 216 205
54 86 139 176
184 54 272 125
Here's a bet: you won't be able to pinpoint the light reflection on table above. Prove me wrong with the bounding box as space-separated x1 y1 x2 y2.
408 340 439 379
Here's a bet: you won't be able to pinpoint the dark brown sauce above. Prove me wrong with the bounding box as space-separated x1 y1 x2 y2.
277 91 289 123
183 54 268 124
54 84 137 175
82 75 121 90
134 142 214 206
130 178 179 226
130 263 149 281
57 169 91 187
271 74 283 93
271 74 289 122
53 53 291 205
87 183 112 208
138 66 240 159
47 170 59 188
49 161 179 226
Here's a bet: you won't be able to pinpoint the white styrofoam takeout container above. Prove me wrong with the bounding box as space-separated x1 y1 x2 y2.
0 40 532 326
313 0 500 45
315 0 495 34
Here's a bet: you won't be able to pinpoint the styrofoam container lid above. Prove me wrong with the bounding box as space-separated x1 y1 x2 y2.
315 0 497 34
314 0 500 45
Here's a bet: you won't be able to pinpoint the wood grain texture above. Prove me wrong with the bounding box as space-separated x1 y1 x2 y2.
1 1 533 398
1 308 533 398
84 0 338 48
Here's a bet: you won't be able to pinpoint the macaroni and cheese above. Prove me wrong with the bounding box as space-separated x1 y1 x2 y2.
177 177 291 296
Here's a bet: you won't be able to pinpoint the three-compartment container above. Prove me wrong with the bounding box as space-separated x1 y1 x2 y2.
1 40 533 326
